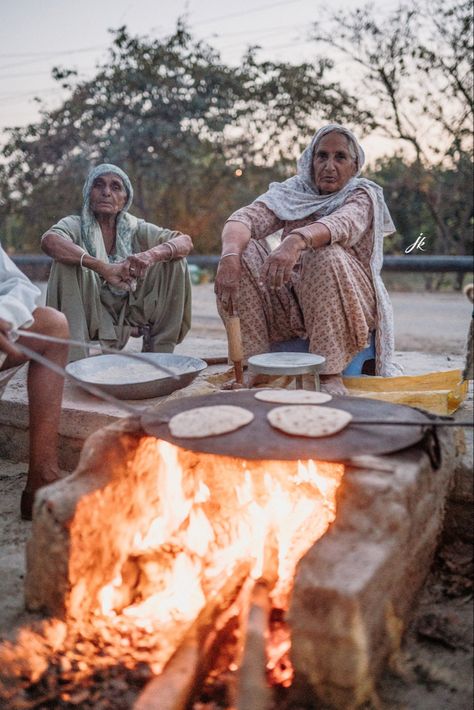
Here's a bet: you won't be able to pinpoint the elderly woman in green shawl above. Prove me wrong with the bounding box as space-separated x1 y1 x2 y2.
42 164 192 361
215 124 399 394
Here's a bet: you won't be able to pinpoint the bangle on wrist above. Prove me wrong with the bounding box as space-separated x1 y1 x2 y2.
79 250 87 268
162 242 176 262
289 231 312 250
220 252 240 260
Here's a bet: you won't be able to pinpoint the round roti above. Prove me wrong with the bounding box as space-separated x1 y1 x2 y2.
169 405 254 438
267 405 352 438
254 389 332 404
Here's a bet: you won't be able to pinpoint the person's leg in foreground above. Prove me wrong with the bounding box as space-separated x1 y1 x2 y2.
1 306 69 519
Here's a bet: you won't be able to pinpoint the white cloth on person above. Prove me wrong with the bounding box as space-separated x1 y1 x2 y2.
0 243 41 389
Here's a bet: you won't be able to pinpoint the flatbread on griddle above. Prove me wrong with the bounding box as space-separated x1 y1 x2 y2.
267 405 352 438
254 389 332 404
169 405 254 438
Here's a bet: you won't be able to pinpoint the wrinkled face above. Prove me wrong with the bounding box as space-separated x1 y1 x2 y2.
312 132 357 194
89 173 128 217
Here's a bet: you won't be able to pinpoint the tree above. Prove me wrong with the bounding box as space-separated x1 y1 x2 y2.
311 0 473 259
0 23 366 254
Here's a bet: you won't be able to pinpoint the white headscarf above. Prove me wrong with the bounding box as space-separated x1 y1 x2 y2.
257 124 395 235
81 163 138 261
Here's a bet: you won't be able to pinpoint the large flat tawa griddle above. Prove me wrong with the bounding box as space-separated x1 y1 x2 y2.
141 391 431 461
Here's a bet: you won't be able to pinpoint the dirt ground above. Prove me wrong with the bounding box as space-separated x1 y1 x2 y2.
374 533 473 709
0 286 472 708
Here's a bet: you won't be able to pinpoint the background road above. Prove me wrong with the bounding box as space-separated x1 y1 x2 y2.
189 284 473 356
37 282 473 357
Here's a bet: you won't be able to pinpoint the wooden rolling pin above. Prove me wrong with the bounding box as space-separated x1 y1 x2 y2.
226 313 244 385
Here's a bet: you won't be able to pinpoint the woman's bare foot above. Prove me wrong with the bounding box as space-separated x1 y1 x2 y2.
246 372 276 388
221 380 247 390
221 372 275 390
320 374 347 396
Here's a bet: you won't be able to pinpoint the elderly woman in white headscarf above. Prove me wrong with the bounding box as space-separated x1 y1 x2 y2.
42 164 193 361
214 124 398 393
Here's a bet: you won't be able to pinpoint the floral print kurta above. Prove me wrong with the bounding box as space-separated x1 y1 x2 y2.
218 188 398 375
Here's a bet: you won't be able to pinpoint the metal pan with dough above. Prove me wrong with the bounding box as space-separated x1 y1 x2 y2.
66 353 207 400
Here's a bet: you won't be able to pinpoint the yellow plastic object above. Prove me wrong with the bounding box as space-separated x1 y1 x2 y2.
343 369 468 415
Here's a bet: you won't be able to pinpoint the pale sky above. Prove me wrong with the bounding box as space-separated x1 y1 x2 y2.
0 0 400 160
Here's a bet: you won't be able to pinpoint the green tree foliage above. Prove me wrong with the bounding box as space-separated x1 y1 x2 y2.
2 6 471 268
312 0 473 259
368 153 473 256
0 23 364 254
367 156 433 254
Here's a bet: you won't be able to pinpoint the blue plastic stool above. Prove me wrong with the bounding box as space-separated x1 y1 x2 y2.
270 332 376 376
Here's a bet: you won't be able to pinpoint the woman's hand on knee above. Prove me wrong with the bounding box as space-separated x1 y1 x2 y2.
260 238 303 290
100 262 136 291
126 252 153 278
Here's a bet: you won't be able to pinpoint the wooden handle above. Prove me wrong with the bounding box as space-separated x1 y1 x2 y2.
226 316 244 362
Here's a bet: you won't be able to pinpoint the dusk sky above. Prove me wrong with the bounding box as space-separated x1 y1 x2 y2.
1 0 399 159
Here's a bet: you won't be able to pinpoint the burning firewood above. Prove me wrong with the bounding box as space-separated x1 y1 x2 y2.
133 560 252 710
236 580 272 710
133 633 199 710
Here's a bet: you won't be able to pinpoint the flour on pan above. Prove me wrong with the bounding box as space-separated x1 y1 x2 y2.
85 363 168 384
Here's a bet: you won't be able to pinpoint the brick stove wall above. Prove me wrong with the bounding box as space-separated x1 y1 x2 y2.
288 433 456 708
24 417 456 709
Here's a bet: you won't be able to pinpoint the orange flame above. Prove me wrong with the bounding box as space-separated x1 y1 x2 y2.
95 441 344 657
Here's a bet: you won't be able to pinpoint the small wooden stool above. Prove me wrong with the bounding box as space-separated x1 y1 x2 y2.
248 352 326 390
